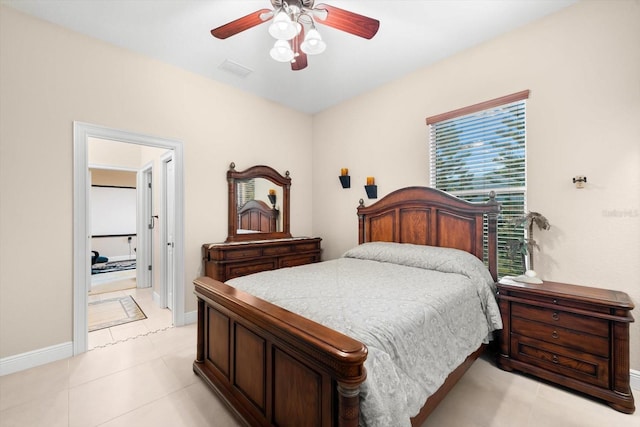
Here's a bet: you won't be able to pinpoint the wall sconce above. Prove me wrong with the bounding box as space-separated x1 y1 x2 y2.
365 176 377 199
572 176 587 189
339 168 350 188
268 189 277 208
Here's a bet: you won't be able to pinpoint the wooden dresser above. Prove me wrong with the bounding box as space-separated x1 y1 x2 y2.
203 237 321 282
497 280 635 413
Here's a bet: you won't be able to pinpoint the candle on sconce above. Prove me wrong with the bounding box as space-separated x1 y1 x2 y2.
341 168 349 176
268 189 276 195
366 177 375 185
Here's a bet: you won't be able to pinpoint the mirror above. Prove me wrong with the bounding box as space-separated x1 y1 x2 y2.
226 163 292 242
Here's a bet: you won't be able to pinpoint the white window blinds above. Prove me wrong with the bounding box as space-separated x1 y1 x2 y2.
429 101 526 193
427 91 529 277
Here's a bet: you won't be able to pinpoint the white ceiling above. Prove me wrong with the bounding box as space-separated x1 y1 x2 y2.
2 0 577 114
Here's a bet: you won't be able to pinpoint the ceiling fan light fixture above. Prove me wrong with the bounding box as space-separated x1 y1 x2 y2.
270 39 295 62
300 28 326 55
268 10 299 40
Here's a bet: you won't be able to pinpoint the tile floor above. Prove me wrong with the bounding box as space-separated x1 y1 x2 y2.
1 327 638 426
88 287 173 350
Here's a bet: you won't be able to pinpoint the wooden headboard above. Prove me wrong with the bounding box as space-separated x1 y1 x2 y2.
237 199 279 233
357 186 501 281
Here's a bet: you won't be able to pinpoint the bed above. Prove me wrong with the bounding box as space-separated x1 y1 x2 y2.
193 186 501 426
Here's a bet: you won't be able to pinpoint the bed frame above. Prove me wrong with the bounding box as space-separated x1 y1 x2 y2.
193 186 500 427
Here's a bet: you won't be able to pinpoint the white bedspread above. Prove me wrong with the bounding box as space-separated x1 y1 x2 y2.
227 242 502 427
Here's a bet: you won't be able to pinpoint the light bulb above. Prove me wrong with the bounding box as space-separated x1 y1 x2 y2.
270 40 294 62
301 28 326 55
268 10 300 40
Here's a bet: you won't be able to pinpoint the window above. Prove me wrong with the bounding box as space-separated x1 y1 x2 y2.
426 90 529 277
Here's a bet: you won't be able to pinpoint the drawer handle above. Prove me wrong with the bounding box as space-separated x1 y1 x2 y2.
551 331 559 339
552 355 559 364
551 312 559 321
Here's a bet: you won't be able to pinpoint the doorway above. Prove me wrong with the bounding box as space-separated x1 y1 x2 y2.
73 122 186 355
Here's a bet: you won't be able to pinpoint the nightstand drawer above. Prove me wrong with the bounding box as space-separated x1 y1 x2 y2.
511 317 609 357
511 334 609 388
512 303 608 337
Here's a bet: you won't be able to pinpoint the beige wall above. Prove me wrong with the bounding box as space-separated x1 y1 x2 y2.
0 6 313 358
312 0 640 369
90 168 136 187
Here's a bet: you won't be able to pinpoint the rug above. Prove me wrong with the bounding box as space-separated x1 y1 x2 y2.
88 295 146 332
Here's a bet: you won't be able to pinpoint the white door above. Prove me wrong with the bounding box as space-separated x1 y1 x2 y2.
165 157 175 311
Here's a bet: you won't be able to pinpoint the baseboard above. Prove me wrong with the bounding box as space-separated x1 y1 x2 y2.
184 310 197 325
631 369 640 391
153 291 161 306
0 341 73 376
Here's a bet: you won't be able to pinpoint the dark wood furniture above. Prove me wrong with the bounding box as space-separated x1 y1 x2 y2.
497 280 635 414
203 237 322 282
193 186 500 427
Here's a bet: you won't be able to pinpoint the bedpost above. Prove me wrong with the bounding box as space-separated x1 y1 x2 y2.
487 191 499 282
337 382 361 427
357 198 366 244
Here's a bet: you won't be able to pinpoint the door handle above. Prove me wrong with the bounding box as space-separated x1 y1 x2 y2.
149 215 159 229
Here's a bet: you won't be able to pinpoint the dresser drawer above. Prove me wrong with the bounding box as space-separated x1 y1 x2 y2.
512 303 609 337
511 334 609 388
226 260 277 280
263 245 292 256
511 317 609 358
225 248 263 261
293 242 321 252
279 254 319 268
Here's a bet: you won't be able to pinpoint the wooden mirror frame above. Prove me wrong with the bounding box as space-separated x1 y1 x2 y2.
226 162 292 242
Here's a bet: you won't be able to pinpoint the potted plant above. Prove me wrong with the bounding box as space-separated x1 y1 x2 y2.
506 211 551 282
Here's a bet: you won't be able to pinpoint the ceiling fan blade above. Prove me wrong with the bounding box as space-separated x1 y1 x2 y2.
290 27 308 71
313 4 380 39
211 9 273 39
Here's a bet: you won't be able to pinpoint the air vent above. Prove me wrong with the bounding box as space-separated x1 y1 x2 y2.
219 59 253 78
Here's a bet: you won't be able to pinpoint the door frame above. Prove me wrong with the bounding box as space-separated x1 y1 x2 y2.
136 162 154 289
160 152 174 310
73 122 185 355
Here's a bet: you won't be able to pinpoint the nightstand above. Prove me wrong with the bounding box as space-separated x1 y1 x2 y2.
496 280 635 413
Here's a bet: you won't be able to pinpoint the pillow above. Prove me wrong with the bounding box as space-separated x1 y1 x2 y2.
342 241 494 287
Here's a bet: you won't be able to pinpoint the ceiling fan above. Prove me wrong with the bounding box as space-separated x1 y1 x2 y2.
211 0 380 71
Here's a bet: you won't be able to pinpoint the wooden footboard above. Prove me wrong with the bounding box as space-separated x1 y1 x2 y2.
193 276 368 427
